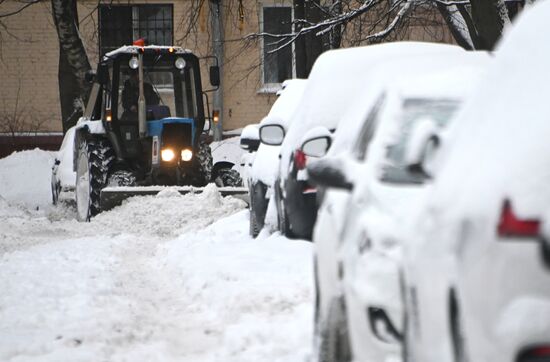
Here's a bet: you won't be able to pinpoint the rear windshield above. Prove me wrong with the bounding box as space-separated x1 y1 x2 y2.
380 98 459 185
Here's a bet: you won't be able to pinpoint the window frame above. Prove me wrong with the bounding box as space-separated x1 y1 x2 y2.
98 4 174 57
258 2 295 93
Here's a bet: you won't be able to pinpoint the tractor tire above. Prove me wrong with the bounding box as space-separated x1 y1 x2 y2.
75 138 115 221
194 138 213 186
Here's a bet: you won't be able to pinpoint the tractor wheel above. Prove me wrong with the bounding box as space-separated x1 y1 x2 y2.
195 138 213 186
75 138 115 221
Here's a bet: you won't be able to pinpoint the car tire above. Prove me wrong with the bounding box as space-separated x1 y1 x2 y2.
278 198 295 238
317 296 351 362
51 180 60 205
75 137 115 221
450 291 468 362
249 181 268 237
214 167 243 187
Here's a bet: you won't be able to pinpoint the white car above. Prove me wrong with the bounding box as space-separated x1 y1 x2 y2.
301 42 467 362
241 79 307 237
51 126 77 205
262 42 465 242
404 3 550 362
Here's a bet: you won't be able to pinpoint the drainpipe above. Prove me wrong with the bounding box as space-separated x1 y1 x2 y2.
210 0 224 141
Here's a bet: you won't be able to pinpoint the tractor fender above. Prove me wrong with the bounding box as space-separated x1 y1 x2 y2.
75 118 106 134
73 119 106 172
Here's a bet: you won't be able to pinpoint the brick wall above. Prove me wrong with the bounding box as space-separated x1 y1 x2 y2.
0 0 456 140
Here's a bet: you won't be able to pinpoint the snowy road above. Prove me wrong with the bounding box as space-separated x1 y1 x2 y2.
0 150 313 362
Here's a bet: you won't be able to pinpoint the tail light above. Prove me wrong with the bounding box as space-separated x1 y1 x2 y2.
517 345 550 362
294 149 307 170
497 199 540 238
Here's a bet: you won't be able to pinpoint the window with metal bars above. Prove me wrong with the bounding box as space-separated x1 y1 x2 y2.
262 6 293 85
98 5 173 56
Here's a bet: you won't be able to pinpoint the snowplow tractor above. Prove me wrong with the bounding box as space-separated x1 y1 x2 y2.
72 44 244 221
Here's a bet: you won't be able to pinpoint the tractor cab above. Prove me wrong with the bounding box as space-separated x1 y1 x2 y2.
86 45 209 165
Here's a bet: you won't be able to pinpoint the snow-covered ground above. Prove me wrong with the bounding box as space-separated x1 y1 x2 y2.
0 149 313 362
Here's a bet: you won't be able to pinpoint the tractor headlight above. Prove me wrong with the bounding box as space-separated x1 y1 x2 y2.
129 56 139 69
161 148 175 162
181 149 193 161
175 57 186 69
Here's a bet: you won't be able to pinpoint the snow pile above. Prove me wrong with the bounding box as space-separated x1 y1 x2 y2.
93 184 246 238
0 147 314 362
159 211 313 361
0 149 55 208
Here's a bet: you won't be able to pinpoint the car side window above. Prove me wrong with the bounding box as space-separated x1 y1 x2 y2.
352 95 384 161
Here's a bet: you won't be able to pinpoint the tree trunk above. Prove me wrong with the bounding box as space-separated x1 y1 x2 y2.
51 0 92 133
469 0 510 50
436 4 474 50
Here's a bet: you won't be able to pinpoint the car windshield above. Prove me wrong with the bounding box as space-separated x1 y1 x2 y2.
380 98 459 185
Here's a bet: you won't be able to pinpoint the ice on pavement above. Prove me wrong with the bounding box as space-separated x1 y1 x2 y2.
0 149 313 362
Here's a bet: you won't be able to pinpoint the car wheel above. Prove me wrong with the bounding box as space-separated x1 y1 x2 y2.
278 198 295 238
450 291 468 362
317 296 351 362
51 180 60 205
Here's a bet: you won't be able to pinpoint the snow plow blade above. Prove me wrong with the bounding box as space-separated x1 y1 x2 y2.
100 186 249 212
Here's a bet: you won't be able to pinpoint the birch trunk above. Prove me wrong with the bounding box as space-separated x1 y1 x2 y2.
51 0 91 133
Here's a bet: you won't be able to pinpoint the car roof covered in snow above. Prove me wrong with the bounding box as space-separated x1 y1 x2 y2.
260 79 308 128
253 79 308 184
423 1 550 218
278 42 465 179
328 50 492 156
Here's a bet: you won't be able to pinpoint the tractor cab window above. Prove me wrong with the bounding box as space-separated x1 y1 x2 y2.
114 56 198 123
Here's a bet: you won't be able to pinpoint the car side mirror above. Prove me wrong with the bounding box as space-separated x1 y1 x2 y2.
210 66 220 87
405 118 440 178
240 124 260 152
301 136 331 158
307 157 353 190
259 124 285 146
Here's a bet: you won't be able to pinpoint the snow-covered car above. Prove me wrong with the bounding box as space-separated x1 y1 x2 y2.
239 123 260 189
403 4 550 362
340 54 489 362
51 126 77 204
264 42 465 242
298 42 466 361
246 79 307 237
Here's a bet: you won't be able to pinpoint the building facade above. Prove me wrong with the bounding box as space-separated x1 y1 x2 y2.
0 0 455 145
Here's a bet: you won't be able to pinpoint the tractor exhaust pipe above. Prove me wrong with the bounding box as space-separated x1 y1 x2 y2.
138 53 146 138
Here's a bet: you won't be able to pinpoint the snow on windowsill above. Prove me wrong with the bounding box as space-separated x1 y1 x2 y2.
257 83 283 94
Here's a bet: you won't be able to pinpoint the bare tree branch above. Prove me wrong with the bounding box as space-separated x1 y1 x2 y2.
0 0 42 18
